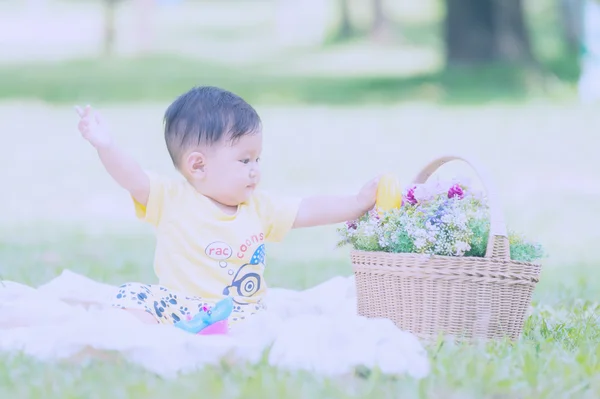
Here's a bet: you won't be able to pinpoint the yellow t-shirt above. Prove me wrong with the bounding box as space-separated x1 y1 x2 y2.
133 172 301 313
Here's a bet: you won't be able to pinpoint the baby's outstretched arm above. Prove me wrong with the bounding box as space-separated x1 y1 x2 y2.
292 176 379 228
75 105 150 207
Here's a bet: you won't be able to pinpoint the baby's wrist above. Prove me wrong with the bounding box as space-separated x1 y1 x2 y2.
93 136 114 152
355 194 373 214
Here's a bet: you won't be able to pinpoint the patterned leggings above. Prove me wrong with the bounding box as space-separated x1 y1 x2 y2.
110 282 263 328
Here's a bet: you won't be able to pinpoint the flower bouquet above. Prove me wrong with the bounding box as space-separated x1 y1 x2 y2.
338 180 544 263
346 155 543 342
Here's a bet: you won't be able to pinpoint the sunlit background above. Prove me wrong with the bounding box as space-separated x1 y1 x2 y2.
1 0 599 396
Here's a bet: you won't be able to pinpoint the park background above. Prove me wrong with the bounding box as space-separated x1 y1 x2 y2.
0 0 598 397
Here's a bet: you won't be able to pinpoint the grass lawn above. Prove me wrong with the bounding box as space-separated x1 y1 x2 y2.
0 100 598 398
0 0 581 106
1 0 598 396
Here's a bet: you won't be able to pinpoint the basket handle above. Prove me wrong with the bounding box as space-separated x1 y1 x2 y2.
410 155 510 260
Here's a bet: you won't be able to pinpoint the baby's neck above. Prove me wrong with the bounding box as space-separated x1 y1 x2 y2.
186 178 239 215
208 197 238 215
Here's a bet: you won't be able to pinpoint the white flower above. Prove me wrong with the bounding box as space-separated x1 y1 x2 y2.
441 214 454 224
378 234 389 248
429 179 453 195
414 238 426 249
413 185 435 203
454 241 471 255
338 177 495 257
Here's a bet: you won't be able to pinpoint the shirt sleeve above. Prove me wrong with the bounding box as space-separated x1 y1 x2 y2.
253 190 302 243
132 171 171 227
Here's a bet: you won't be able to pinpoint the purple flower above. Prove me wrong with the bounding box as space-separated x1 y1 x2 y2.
406 186 418 205
448 184 464 199
426 201 445 226
368 208 380 221
346 220 358 230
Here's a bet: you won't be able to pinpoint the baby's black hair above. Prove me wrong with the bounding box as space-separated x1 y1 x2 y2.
163 86 262 167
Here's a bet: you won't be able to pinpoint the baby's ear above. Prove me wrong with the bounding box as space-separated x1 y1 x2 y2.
185 151 206 176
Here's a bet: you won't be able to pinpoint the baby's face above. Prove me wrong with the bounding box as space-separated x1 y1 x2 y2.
201 131 263 207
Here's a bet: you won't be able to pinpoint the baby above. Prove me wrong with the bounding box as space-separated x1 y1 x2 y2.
76 86 378 332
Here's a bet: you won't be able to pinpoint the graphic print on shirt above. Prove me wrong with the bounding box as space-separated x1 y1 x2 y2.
223 243 266 306
204 241 234 274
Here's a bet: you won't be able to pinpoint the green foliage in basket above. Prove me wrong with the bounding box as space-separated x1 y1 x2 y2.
337 180 544 262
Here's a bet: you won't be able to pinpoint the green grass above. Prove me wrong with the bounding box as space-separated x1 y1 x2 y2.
0 296 598 398
1 101 599 398
0 0 581 106
0 0 598 396
0 234 598 398
0 54 580 106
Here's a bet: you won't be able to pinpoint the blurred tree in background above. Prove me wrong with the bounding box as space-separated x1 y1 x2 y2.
102 0 119 56
96 0 582 68
370 0 394 42
1 0 593 104
333 0 395 42
444 0 533 66
558 0 584 52
102 0 155 56
336 0 353 40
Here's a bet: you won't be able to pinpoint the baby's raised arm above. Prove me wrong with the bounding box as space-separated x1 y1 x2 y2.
75 105 150 207
292 176 379 228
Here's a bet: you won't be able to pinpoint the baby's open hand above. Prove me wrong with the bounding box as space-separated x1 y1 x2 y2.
356 176 380 213
75 105 112 149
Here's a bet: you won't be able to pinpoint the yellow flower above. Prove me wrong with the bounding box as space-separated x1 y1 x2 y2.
376 173 403 216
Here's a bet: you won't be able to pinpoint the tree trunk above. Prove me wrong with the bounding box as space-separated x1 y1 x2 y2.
558 0 584 52
337 0 353 40
370 0 393 42
493 0 533 63
103 0 117 57
444 0 534 67
444 0 496 66
135 0 155 54
275 0 330 47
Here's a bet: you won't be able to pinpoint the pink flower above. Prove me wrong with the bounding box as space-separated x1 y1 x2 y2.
368 208 380 221
406 186 418 205
448 184 464 199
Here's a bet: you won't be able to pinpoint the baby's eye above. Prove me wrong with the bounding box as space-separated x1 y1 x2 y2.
256 157 261 163
240 159 250 164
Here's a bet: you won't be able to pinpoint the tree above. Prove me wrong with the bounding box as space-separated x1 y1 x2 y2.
102 0 119 57
134 0 155 54
444 0 534 67
370 0 393 42
336 0 354 40
494 0 533 62
558 0 584 52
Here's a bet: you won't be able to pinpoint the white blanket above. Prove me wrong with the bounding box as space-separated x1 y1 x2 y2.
0 271 430 379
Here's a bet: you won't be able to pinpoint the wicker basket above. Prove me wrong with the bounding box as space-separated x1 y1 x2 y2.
351 155 542 341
